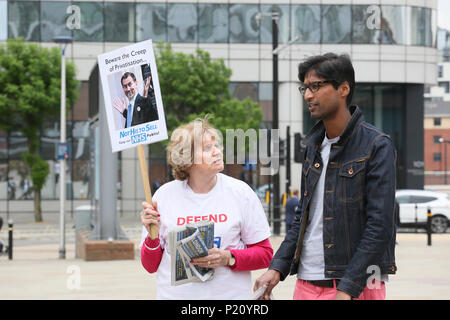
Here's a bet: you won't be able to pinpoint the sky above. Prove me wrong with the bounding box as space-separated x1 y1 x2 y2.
438 0 450 30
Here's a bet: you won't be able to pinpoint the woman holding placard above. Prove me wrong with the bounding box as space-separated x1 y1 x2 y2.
139 117 273 300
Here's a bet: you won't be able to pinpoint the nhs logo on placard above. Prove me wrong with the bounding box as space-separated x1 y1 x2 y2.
131 133 147 144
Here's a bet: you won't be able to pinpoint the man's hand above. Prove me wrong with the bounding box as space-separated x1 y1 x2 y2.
143 76 151 98
253 269 280 300
334 290 352 300
113 96 128 114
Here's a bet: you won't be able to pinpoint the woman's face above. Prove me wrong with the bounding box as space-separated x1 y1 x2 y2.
192 132 224 175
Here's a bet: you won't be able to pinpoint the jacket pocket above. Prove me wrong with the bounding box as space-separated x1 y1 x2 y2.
339 158 366 202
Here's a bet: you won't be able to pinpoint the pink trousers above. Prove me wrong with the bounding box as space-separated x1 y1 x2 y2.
293 279 386 300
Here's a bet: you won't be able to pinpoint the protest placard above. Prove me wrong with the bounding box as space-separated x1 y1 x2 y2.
98 40 167 239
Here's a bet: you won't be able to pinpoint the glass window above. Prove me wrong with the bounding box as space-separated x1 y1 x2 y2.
8 133 27 160
8 1 40 41
434 136 442 144
0 1 6 41
396 195 410 204
291 5 321 44
72 159 89 199
291 5 320 43
258 82 272 122
229 4 259 43
198 3 228 43
40 120 59 160
0 160 6 200
40 1 72 42
429 9 437 48
71 122 90 160
72 2 104 42
167 3 197 43
352 5 381 44
439 82 450 93
381 6 406 45
433 153 442 162
434 118 442 126
0 132 6 161
229 82 258 101
321 5 351 44
410 196 437 203
260 4 290 44
8 160 33 200
104 2 135 42
353 84 374 124
407 6 426 46
136 3 167 42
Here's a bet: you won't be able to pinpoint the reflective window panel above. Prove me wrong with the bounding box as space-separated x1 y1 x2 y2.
72 2 104 42
407 6 426 46
7 160 33 200
167 3 197 43
104 2 135 42
291 5 321 44
381 6 406 45
0 160 6 200
136 2 167 42
352 5 381 44
229 4 259 43
198 3 228 43
40 1 72 42
0 1 7 41
321 5 351 44
260 4 290 44
8 1 40 41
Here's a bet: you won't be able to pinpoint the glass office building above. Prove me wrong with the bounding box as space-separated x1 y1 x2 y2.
0 0 438 218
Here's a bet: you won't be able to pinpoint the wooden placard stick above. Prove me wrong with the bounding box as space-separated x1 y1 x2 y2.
137 144 158 239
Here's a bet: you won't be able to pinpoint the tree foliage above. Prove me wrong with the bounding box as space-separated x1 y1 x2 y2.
155 43 263 140
0 38 79 221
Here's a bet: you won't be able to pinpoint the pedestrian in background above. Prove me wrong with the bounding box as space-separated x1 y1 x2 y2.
285 190 299 233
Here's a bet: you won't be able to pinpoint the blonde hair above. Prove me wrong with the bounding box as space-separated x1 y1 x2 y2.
167 116 222 180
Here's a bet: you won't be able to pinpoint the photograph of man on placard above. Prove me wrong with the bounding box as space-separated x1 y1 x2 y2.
111 63 159 130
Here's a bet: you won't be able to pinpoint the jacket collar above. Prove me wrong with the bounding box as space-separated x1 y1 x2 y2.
303 105 363 148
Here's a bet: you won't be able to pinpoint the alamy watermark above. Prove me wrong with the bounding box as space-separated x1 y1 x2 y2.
169 123 283 175
66 265 81 290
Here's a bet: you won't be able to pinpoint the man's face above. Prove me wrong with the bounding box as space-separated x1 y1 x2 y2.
122 76 138 100
302 71 340 120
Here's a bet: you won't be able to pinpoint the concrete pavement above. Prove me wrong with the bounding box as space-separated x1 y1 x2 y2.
1 220 450 300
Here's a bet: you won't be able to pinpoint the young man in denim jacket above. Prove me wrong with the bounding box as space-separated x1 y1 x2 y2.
255 53 397 300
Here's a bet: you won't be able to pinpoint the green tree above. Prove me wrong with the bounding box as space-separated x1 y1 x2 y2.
0 39 79 222
155 42 263 141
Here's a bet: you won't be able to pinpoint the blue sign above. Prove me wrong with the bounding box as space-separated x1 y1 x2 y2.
57 142 69 160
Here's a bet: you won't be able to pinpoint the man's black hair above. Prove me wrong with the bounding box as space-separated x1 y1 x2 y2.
298 53 355 106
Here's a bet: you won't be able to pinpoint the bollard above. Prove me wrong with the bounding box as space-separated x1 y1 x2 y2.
427 208 432 246
8 219 13 260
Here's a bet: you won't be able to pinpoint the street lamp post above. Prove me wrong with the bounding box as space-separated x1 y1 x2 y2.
438 137 450 185
53 35 73 259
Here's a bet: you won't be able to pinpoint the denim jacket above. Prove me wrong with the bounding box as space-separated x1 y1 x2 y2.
269 105 397 298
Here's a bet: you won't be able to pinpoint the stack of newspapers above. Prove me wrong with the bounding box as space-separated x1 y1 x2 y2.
169 220 215 286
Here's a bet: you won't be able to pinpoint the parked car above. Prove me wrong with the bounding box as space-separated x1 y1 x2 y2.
395 189 450 233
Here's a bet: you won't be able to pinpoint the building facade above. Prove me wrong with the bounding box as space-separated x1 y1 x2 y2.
0 0 439 220
424 101 450 185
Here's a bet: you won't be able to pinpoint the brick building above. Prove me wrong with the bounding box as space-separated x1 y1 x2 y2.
424 101 450 184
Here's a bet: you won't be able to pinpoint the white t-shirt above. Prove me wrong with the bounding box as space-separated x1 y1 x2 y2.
140 173 271 300
298 134 339 280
